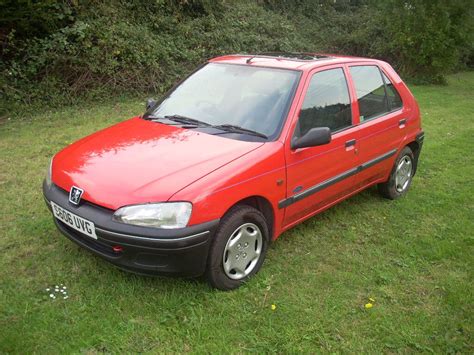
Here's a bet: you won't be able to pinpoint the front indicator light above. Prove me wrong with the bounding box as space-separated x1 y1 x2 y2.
45 157 54 188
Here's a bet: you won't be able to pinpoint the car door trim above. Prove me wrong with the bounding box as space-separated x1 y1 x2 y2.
279 148 397 208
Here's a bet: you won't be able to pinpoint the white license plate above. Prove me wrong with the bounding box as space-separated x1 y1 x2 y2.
51 201 97 240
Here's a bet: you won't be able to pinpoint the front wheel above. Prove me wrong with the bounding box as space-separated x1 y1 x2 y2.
378 146 415 199
206 205 269 290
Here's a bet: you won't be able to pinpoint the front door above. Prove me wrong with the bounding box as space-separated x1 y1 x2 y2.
282 66 360 228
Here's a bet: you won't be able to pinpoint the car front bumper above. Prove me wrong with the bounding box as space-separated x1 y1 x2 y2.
43 181 219 277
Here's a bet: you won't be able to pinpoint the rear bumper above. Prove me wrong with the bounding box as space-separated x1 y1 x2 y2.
43 181 219 277
416 131 424 146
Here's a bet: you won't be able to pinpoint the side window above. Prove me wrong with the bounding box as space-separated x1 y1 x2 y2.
350 65 389 122
382 72 403 110
296 68 352 138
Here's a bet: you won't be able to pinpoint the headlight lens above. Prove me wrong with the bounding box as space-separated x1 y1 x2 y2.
113 202 192 229
45 157 53 188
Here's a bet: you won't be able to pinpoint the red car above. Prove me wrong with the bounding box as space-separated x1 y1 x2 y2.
43 53 424 290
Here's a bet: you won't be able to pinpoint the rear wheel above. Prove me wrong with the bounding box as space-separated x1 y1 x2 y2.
378 146 415 199
206 205 269 290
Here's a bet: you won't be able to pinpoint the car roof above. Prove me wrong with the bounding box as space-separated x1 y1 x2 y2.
209 52 383 71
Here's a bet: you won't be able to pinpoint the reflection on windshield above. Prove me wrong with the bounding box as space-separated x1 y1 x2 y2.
150 63 300 139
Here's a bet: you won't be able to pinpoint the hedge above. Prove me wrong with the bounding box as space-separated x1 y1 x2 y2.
0 0 472 115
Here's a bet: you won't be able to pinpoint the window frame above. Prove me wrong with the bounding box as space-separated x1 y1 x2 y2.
144 62 303 142
292 66 355 139
348 64 404 125
380 69 404 112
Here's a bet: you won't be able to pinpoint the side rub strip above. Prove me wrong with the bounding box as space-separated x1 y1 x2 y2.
279 149 397 209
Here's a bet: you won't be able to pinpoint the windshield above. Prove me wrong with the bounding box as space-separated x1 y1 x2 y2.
147 63 300 140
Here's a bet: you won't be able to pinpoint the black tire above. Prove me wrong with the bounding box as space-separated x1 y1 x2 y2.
206 205 269 291
378 146 415 200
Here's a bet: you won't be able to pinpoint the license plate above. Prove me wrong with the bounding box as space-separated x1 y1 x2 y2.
51 201 97 240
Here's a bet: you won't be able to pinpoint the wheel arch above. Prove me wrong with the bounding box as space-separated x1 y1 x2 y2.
224 195 275 241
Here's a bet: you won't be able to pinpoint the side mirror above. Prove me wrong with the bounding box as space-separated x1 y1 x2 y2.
291 127 331 150
146 98 157 111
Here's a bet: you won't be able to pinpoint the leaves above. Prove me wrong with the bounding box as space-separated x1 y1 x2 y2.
0 0 472 112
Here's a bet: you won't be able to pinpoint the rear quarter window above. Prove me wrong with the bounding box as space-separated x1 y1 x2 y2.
349 65 389 122
381 72 403 111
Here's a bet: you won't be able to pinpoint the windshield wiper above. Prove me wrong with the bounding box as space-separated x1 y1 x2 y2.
144 114 211 127
145 114 267 139
164 114 212 127
213 124 268 139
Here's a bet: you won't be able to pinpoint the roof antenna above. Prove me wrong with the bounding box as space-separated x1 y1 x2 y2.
246 55 255 64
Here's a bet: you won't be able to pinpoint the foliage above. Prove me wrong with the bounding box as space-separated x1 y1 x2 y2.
372 0 474 84
0 0 472 114
0 0 76 39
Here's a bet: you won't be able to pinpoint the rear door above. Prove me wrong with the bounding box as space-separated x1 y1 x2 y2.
282 66 359 228
347 64 406 188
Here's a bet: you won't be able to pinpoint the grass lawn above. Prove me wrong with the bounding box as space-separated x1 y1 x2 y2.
1 72 473 353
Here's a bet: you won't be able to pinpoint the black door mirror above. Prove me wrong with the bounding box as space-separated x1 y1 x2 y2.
146 98 157 111
291 127 331 150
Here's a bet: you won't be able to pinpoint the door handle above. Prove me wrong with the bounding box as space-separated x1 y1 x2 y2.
345 139 356 151
345 139 356 147
399 118 407 128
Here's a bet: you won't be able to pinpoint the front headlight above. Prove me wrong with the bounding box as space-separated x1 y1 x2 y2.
113 202 192 229
45 157 53 188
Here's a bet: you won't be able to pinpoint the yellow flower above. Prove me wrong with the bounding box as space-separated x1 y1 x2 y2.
271 304 277 311
365 303 373 309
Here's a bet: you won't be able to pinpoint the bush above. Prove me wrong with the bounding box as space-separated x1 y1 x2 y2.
0 0 472 115
371 0 474 84
0 1 310 113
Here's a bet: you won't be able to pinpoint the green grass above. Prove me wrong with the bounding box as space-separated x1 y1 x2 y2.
1 73 473 353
